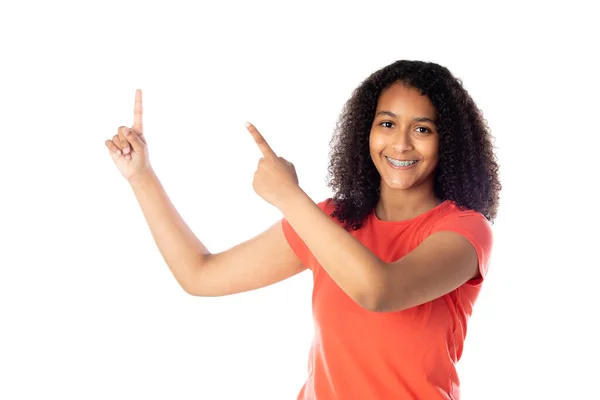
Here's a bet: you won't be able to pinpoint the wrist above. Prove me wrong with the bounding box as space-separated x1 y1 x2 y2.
127 168 156 187
278 186 309 215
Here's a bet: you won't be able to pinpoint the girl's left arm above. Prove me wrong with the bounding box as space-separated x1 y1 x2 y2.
281 190 480 312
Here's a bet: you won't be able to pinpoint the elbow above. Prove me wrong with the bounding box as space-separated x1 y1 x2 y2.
355 274 407 313
358 293 403 313
353 274 392 312
182 283 201 297
178 277 200 296
170 265 204 297
179 274 221 298
171 257 208 297
356 292 389 312
181 281 217 297
356 296 381 312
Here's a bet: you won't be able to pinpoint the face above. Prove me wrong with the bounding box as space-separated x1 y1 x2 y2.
369 82 439 191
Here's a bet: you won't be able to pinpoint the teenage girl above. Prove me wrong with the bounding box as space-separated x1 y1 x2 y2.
105 60 501 399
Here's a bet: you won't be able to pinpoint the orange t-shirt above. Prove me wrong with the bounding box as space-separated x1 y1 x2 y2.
281 198 493 400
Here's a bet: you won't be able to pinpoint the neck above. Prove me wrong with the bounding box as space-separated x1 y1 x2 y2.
375 180 441 222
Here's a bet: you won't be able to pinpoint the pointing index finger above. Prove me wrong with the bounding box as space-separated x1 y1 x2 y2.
246 122 277 159
133 89 143 134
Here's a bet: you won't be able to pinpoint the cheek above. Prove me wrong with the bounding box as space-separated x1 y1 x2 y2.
428 145 440 171
368 134 376 157
369 133 385 154
422 139 439 162
429 148 439 163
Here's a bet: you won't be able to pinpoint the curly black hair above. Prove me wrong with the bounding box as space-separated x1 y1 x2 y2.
327 60 501 231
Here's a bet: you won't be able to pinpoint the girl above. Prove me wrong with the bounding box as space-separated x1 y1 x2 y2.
105 60 501 399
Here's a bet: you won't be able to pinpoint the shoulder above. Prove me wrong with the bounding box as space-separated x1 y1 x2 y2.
431 201 492 241
280 197 337 267
429 201 494 283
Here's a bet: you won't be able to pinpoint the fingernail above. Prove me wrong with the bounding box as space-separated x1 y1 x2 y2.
245 122 251 128
124 147 130 154
116 149 122 155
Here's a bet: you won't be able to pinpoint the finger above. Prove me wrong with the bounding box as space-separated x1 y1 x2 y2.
246 122 277 160
118 126 131 155
112 134 126 150
105 139 122 155
113 131 131 160
133 89 143 134
123 127 145 154
282 157 295 168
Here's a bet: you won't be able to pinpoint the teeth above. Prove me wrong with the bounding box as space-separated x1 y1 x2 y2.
386 157 417 167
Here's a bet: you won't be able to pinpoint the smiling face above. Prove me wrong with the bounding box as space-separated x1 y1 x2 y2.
369 82 439 192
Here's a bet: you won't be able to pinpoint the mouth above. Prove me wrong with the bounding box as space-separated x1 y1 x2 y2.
385 156 419 168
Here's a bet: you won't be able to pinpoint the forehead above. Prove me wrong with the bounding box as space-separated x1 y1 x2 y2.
376 83 437 117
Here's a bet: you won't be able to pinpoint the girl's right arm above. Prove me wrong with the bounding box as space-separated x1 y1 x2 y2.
105 90 305 297
127 169 306 296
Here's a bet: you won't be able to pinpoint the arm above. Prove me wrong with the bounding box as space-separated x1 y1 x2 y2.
244 122 486 312
109 93 304 297
129 169 305 296
281 190 482 312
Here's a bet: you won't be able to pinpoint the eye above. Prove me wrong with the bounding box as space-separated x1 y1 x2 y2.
380 121 394 128
416 126 432 134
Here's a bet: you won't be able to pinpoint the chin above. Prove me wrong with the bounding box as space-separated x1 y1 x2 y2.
376 171 411 188
383 179 417 191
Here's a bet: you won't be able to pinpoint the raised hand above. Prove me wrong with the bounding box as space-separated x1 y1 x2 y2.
246 122 301 208
105 89 151 181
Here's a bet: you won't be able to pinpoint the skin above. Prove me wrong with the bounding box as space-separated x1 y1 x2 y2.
105 91 306 297
370 82 442 221
246 80 479 311
106 88 479 311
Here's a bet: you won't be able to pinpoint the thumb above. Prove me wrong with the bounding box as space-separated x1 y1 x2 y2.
124 128 146 153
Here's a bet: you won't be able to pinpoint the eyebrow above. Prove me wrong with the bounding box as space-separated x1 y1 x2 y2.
376 110 437 125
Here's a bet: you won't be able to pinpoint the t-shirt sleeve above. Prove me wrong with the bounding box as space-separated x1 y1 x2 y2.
431 210 493 285
280 198 333 271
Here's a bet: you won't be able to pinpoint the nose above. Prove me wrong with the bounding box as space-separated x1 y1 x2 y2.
391 130 414 152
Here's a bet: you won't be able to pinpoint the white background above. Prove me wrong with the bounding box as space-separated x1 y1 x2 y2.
1 1 598 399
